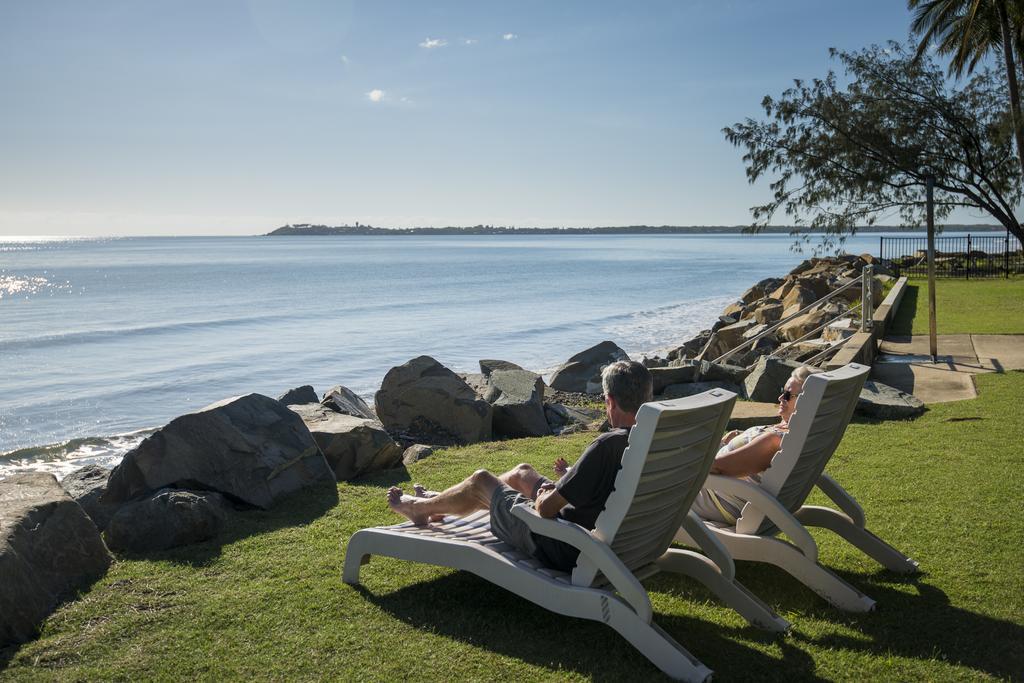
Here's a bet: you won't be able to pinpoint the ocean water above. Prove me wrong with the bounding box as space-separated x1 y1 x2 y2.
0 232 896 477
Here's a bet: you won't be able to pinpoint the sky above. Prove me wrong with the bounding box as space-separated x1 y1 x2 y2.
0 0 1003 236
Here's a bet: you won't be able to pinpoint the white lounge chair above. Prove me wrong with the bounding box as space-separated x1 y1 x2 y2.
676 363 920 613
344 389 781 681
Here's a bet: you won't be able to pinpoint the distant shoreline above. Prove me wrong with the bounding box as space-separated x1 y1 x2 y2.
265 224 1007 236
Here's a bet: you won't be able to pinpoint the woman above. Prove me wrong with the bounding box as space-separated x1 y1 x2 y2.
690 365 820 525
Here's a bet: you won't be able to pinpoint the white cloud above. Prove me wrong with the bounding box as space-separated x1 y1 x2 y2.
367 89 385 102
463 38 478 45
502 33 517 41
340 55 350 65
419 37 447 49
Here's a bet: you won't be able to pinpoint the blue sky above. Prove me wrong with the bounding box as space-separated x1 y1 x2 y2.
0 1 997 235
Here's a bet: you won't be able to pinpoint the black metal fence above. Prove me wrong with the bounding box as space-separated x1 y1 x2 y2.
879 231 1024 278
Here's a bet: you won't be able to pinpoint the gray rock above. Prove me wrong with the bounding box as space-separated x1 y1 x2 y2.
487 369 550 438
402 444 435 465
856 381 927 420
60 465 120 531
102 393 335 510
711 315 739 333
743 357 804 402
479 359 525 376
289 403 403 480
649 365 700 394
1 473 111 646
668 330 712 361
104 489 228 553
459 372 500 403
640 355 669 368
659 381 743 399
700 361 752 386
321 385 376 420
544 403 604 434
278 385 319 406
741 277 785 304
375 356 493 444
548 341 629 394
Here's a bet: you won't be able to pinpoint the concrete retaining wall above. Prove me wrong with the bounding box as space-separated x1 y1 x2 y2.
827 276 909 369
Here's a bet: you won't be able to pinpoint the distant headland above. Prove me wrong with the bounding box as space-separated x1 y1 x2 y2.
265 223 1007 236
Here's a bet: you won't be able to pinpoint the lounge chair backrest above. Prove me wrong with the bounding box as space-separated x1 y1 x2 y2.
572 389 736 587
735 363 869 535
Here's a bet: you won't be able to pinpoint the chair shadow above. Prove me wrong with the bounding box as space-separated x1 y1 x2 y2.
351 570 828 682
729 560 1023 679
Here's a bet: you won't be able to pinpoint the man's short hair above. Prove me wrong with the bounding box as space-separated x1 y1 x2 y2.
601 360 653 414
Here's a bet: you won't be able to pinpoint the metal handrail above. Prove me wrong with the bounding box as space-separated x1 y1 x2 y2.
801 334 854 367
767 303 862 360
710 275 863 365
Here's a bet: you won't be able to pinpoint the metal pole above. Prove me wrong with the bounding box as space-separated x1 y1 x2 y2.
860 264 874 332
926 175 938 362
966 233 971 281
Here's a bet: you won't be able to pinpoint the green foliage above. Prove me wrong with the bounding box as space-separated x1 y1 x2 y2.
724 42 1023 251
909 0 1024 76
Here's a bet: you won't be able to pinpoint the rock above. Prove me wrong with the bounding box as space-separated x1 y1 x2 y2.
722 300 745 318
479 359 524 376
60 465 120 531
753 299 785 325
402 444 435 465
375 356 493 444
659 381 743 400
544 403 604 434
102 393 335 510
704 319 759 360
289 403 403 480
321 385 376 420
778 309 831 342
700 361 752 386
649 364 700 394
487 369 550 438
740 277 784 304
548 341 629 394
856 381 927 420
822 318 858 342
711 315 739 332
459 372 500 403
640 355 669 369
782 283 819 312
278 385 319 406
667 331 711 361
104 489 228 553
743 357 804 402
1 473 111 646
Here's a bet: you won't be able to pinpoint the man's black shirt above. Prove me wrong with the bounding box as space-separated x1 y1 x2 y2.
531 428 629 571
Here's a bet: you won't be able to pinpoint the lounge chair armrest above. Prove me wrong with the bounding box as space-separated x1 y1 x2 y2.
511 503 654 623
814 473 866 528
681 510 735 581
704 475 818 562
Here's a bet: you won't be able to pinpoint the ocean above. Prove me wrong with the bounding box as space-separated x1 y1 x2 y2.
0 232 902 477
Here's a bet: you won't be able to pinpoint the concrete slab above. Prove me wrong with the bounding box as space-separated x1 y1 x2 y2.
879 334 978 362
728 401 779 430
870 363 977 404
971 334 1024 371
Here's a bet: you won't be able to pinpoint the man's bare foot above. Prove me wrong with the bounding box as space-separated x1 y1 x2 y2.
387 486 431 526
413 484 438 498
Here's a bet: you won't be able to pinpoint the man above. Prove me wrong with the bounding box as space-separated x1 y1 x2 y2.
387 360 653 572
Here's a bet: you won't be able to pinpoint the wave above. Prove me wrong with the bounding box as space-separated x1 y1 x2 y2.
0 428 153 480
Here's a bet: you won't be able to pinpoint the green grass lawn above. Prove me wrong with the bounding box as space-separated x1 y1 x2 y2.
3 370 1023 681
888 277 1024 336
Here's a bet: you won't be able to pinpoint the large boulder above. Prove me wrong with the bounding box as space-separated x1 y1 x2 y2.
60 465 120 531
104 489 228 553
754 299 785 325
289 403 403 480
778 309 831 342
548 341 629 394
743 357 804 402
479 359 525 376
375 356 493 444
660 381 743 400
321 385 376 420
102 393 335 510
278 385 319 406
741 277 785 304
700 361 752 386
856 381 927 420
1 473 111 646
544 403 605 435
781 283 819 313
487 369 550 438
667 330 711 361
649 365 700 394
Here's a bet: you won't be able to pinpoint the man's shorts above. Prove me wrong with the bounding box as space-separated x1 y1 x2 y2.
488 484 538 557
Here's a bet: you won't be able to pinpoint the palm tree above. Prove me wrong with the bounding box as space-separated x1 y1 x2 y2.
909 0 1024 177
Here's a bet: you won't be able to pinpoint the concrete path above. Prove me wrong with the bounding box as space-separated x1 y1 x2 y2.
874 334 1024 404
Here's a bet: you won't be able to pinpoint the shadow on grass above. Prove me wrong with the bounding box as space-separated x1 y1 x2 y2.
110 481 340 568
887 283 919 336
353 571 823 682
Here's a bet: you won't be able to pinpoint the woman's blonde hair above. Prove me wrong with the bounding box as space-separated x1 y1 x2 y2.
790 365 822 385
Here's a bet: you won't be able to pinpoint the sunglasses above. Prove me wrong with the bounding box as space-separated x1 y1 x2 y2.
781 390 794 402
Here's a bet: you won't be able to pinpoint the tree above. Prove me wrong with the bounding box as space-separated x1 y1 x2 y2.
909 0 1024 176
724 43 1022 250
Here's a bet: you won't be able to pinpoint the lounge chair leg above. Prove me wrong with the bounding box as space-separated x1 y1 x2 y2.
795 506 920 574
342 530 372 585
717 533 876 612
604 597 712 682
657 549 790 633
